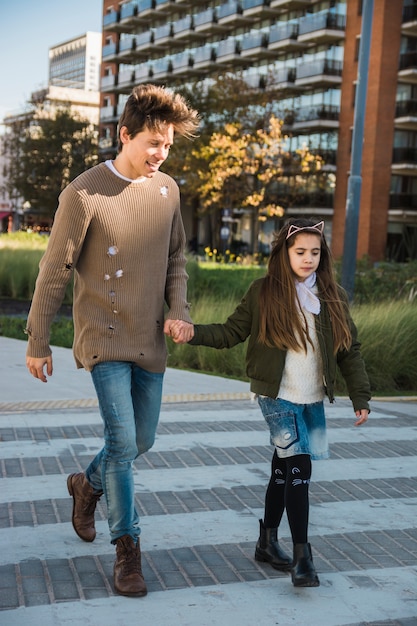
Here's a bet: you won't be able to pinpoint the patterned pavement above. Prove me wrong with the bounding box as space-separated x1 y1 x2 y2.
0 337 416 625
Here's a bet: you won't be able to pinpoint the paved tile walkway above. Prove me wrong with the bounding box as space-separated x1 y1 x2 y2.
0 338 416 625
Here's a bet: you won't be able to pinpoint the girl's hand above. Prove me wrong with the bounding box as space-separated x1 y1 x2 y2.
354 409 369 426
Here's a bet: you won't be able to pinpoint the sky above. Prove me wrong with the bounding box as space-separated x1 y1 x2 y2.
0 0 103 124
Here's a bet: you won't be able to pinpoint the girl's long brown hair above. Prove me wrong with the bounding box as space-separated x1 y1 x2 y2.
258 218 352 354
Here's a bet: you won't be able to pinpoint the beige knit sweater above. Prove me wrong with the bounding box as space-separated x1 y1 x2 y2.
26 163 192 372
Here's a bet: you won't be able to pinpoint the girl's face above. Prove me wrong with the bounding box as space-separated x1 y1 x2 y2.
287 233 321 282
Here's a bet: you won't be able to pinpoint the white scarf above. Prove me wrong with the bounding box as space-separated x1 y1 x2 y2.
295 272 320 315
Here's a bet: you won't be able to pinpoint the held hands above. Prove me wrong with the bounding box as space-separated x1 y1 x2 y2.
354 409 369 427
164 319 194 344
26 355 53 383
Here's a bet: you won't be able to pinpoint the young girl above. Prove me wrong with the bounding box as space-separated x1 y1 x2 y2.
169 218 371 588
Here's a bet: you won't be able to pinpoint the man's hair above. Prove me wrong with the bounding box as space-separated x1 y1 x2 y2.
117 83 199 151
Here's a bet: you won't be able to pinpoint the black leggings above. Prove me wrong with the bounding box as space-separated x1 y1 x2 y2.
263 450 312 544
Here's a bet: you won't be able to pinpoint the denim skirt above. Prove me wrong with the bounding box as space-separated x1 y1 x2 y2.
257 396 329 460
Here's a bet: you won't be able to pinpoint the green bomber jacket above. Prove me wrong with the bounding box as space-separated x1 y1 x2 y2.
189 278 371 412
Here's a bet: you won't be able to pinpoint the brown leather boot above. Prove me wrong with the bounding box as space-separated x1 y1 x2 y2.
114 535 147 597
67 473 102 542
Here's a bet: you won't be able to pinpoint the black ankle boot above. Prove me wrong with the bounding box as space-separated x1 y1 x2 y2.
291 543 320 587
255 519 292 570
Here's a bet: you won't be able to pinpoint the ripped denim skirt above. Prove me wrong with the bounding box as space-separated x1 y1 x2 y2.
257 396 329 460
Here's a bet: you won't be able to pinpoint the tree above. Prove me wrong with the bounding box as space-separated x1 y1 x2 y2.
191 115 322 252
2 106 98 222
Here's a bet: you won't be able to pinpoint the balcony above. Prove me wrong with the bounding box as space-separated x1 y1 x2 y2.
291 191 334 210
128 0 154 27
116 69 135 91
240 31 269 60
217 1 253 27
150 57 173 82
173 15 202 44
101 74 117 92
171 51 193 75
154 0 176 13
268 22 307 52
390 193 417 209
392 147 417 175
215 37 242 67
402 4 417 36
100 104 118 122
395 100 417 130
103 9 123 32
117 36 137 63
118 2 139 32
270 0 312 9
189 45 217 74
288 104 340 132
134 30 154 56
135 63 152 83
153 23 174 49
241 0 281 19
398 52 417 84
298 12 346 45
264 67 297 91
102 41 118 62
295 58 343 88
194 7 229 35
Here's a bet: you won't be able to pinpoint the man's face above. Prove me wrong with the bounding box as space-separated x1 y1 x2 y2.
117 124 174 179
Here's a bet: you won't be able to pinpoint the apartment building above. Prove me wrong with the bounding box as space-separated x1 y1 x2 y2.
99 0 417 262
1 32 101 232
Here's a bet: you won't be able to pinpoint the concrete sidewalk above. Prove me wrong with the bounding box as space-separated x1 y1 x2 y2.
0 337 251 408
0 336 416 626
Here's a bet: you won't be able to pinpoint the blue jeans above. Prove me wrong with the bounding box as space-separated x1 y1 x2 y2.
85 361 164 544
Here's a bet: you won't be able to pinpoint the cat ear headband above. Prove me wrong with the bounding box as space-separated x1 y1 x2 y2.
286 221 324 240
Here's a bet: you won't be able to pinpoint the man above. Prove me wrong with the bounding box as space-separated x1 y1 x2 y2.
25 84 199 597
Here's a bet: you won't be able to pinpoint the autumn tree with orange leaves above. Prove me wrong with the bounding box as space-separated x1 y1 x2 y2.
191 115 322 252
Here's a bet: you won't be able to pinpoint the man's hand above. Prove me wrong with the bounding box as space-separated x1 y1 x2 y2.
354 409 369 426
26 356 53 383
164 320 194 344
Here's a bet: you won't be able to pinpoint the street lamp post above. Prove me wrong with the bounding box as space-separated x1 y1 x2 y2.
341 0 374 300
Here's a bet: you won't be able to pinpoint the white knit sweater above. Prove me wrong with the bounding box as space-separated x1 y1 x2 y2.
278 310 325 404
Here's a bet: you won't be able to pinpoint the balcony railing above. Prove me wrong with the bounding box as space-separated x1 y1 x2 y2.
120 2 136 20
402 4 417 23
266 67 296 87
392 146 417 163
101 74 117 90
135 64 152 82
192 44 217 66
173 15 193 36
100 105 117 121
399 51 417 71
299 12 346 35
288 104 340 126
218 1 242 20
396 100 417 117
102 42 118 59
296 58 343 80
269 22 298 44
390 193 417 209
194 8 214 29
240 31 268 52
172 51 192 73
291 191 334 209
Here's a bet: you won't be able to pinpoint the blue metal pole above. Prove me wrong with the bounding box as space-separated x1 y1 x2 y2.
341 0 374 300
